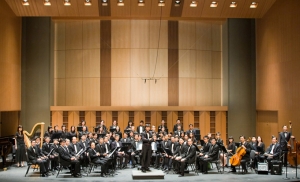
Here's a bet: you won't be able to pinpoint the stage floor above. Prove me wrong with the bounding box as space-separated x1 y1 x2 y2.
0 163 299 182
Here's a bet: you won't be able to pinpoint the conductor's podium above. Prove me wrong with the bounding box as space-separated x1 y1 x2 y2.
132 168 165 180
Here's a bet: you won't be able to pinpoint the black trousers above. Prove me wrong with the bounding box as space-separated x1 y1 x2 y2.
35 159 48 173
70 159 81 174
117 153 129 167
141 143 151 169
231 158 249 171
199 157 213 172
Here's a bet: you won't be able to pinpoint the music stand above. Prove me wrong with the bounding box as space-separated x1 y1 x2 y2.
94 127 99 133
200 140 205 146
124 129 131 134
219 145 228 173
110 128 116 133
51 131 62 141
77 126 83 132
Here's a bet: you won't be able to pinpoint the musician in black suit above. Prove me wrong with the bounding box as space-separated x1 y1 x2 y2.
265 136 281 170
279 125 294 166
130 133 141 168
141 124 153 172
57 139 81 177
186 124 196 136
27 140 48 177
103 136 111 154
121 132 131 143
161 134 171 171
178 138 196 177
167 136 178 170
88 142 108 177
215 132 224 146
158 120 168 133
199 138 220 174
78 133 89 170
78 126 88 139
69 136 80 156
174 125 184 137
196 136 211 170
230 135 252 173
50 139 59 171
173 119 183 133
137 120 145 134
173 138 188 172
42 136 55 171
111 134 129 168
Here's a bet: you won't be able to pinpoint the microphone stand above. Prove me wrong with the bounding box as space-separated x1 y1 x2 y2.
283 150 290 180
293 141 299 179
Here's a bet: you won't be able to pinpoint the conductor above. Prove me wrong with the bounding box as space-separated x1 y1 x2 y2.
141 124 153 172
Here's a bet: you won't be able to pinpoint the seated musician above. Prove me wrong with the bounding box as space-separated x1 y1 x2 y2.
129 131 135 140
151 125 157 135
42 136 55 171
78 126 88 139
69 136 81 157
220 136 235 167
196 136 211 170
44 126 53 139
215 132 224 146
174 125 183 138
158 120 168 133
178 138 196 177
161 134 171 171
125 120 133 131
250 136 258 169
88 142 108 177
34 137 50 171
97 120 107 132
189 132 197 144
167 136 178 170
199 138 220 174
114 126 122 139
78 133 90 171
264 136 281 170
27 140 49 177
186 124 196 136
174 138 188 172
255 136 265 168
110 120 118 130
130 134 140 168
80 120 88 131
50 138 59 171
57 139 81 178
111 134 129 169
230 135 252 173
121 132 131 143
97 126 106 135
151 135 159 167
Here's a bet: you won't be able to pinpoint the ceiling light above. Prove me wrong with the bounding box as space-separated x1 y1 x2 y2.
138 0 145 6
250 2 258 8
190 1 197 7
84 0 91 6
117 0 124 6
175 0 181 7
102 0 108 6
210 1 218 8
64 0 71 6
44 0 51 6
229 2 237 8
22 0 29 6
158 0 165 6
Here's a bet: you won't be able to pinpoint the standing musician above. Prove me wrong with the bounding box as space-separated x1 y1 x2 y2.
196 136 211 170
78 126 88 139
27 140 49 177
137 120 145 134
110 120 118 130
125 120 134 130
97 120 107 132
178 138 196 177
57 139 81 178
44 126 53 139
141 124 153 172
151 125 157 135
68 126 77 140
158 120 168 133
173 119 183 133
80 120 88 131
230 135 252 173
264 136 281 170
199 138 220 174
279 125 294 167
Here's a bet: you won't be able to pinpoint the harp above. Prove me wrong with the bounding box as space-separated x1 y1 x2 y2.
23 122 45 148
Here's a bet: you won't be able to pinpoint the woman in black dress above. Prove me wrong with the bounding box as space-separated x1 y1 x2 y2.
61 125 67 139
15 125 27 167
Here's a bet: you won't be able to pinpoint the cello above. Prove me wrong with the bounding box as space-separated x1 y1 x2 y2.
287 121 300 166
230 146 246 166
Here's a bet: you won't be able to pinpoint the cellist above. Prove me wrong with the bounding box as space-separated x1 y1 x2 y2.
230 135 252 173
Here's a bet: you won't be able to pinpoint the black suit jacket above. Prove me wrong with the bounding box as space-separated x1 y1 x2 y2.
162 140 171 149
207 144 220 161
121 138 132 143
57 146 72 162
78 140 89 151
42 142 52 156
174 144 188 157
186 129 196 136
202 142 211 154
266 143 281 159
239 142 252 160
279 132 291 150
173 124 183 132
174 130 184 137
27 146 39 163
170 142 178 154
137 126 145 134
69 143 81 155
111 140 122 150
88 148 100 163
141 132 153 144
158 125 168 133
184 145 196 161
95 143 106 157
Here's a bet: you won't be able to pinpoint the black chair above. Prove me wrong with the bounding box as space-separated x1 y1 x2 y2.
210 150 221 173
56 156 72 178
25 161 41 177
186 154 199 176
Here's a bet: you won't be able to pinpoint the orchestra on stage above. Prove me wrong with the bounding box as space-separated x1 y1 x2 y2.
10 119 299 178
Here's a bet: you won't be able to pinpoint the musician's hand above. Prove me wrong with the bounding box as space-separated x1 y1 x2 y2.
255 152 258 154
15 146 17 150
199 153 203 156
103 153 107 156
37 158 42 161
291 135 295 139
181 159 186 162
288 144 291 147
204 155 208 158
242 145 246 149
165 154 168 157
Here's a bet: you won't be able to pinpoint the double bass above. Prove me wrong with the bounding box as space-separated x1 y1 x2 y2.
287 121 300 166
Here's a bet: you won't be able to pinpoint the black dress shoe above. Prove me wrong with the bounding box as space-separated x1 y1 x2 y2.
41 174 48 177
178 173 184 177
203 171 208 174
100 174 106 177
141 169 146 173
146 168 151 172
229 169 236 173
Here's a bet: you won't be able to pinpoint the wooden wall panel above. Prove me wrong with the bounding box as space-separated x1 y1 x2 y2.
183 111 194 131
111 78 131 106
179 50 196 78
131 78 150 106
211 23 222 51
54 22 65 51
101 111 112 125
65 50 83 78
51 111 63 128
212 79 221 106
83 49 100 78
83 20 100 49
131 20 149 49
256 111 278 143
131 49 150 78
118 111 129 132
68 111 79 127
111 49 131 77
149 49 168 78
83 78 100 106
167 111 178 133
54 79 66 106
65 21 83 50
212 51 221 78
149 78 168 106
179 78 196 106
85 111 96 129
215 111 227 140
196 51 212 78
54 51 65 78
66 78 83 106
134 111 145 127
196 79 212 106
199 111 210 137
111 20 131 48
196 22 212 51
149 20 168 49
178 21 196 49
